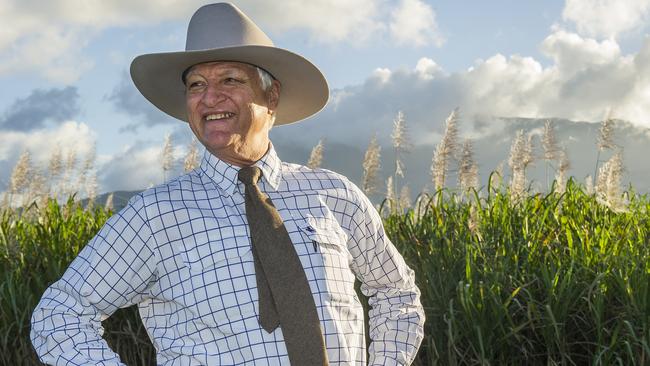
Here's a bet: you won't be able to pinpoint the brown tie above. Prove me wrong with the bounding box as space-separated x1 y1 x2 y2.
238 166 329 366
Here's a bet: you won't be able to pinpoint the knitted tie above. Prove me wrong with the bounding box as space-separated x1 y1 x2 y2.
238 166 329 366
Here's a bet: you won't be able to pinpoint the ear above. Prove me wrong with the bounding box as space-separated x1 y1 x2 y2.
266 79 281 112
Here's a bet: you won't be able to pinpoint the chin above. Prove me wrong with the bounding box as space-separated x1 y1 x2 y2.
202 131 232 147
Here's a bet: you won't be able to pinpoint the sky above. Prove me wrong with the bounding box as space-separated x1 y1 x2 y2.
1 0 650 199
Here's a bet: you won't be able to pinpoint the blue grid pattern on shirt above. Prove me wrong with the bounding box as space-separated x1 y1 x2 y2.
30 146 425 366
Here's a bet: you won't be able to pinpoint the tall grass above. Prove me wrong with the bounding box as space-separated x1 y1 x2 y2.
2 180 648 365
2 110 647 364
0 199 155 366
385 180 650 365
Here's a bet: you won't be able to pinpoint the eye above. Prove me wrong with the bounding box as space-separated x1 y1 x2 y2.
224 77 243 84
186 80 206 92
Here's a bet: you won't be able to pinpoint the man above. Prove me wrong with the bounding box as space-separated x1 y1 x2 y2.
31 3 424 365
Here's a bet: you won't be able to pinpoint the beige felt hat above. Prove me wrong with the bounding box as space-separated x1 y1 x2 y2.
130 2 329 125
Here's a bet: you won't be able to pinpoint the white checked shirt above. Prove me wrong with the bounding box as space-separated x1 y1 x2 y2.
31 145 425 365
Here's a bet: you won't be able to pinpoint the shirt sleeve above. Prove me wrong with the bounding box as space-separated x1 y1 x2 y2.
30 194 159 365
343 181 425 366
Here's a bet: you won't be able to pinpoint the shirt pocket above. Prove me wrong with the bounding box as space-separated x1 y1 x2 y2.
299 216 358 305
300 216 348 251
177 224 252 272
174 223 256 332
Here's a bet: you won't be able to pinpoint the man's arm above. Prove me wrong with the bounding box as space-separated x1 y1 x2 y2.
30 194 159 365
344 182 425 366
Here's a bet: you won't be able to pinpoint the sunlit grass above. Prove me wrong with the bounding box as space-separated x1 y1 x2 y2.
385 180 650 365
0 198 155 365
2 179 648 365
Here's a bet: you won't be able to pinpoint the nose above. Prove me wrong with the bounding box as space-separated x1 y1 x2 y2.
200 83 226 107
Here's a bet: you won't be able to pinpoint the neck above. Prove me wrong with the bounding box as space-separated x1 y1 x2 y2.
212 140 271 167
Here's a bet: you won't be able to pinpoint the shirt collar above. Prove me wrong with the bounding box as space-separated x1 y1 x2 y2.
199 143 282 195
255 143 282 191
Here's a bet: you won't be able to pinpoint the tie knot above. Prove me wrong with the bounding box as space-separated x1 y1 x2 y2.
238 166 262 186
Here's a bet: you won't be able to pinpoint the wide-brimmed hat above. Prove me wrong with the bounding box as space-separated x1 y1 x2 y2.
130 2 329 125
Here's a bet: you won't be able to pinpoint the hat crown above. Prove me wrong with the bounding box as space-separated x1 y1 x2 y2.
186 3 274 51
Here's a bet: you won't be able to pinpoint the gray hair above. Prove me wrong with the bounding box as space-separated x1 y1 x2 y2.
255 66 275 93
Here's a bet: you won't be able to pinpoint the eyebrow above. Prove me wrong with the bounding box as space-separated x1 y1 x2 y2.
183 66 249 84
182 66 212 84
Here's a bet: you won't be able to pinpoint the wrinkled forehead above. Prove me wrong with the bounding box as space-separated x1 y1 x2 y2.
183 61 260 82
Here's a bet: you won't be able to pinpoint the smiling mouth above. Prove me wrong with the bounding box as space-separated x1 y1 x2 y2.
205 112 235 121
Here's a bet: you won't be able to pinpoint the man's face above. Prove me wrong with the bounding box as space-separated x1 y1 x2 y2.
185 61 279 165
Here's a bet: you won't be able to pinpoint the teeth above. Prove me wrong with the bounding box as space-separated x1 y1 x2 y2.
205 112 234 121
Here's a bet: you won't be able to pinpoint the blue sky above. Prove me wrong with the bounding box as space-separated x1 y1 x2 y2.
1 0 650 196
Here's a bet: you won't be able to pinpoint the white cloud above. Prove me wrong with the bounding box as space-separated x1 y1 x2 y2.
99 126 194 192
460 53 548 119
0 121 95 162
541 29 621 68
6 27 650 193
0 0 442 82
415 57 444 80
99 144 167 192
247 0 384 44
562 0 650 39
0 119 183 193
389 0 444 47
0 121 96 190
3 0 431 48
0 18 91 83
463 31 650 126
371 67 393 84
283 29 650 153
0 0 204 83
458 31 649 125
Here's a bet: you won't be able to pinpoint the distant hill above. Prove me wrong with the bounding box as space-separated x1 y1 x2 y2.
94 116 650 211
93 190 140 212
271 116 650 196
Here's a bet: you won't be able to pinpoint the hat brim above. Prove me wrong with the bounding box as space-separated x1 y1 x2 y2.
130 45 329 125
